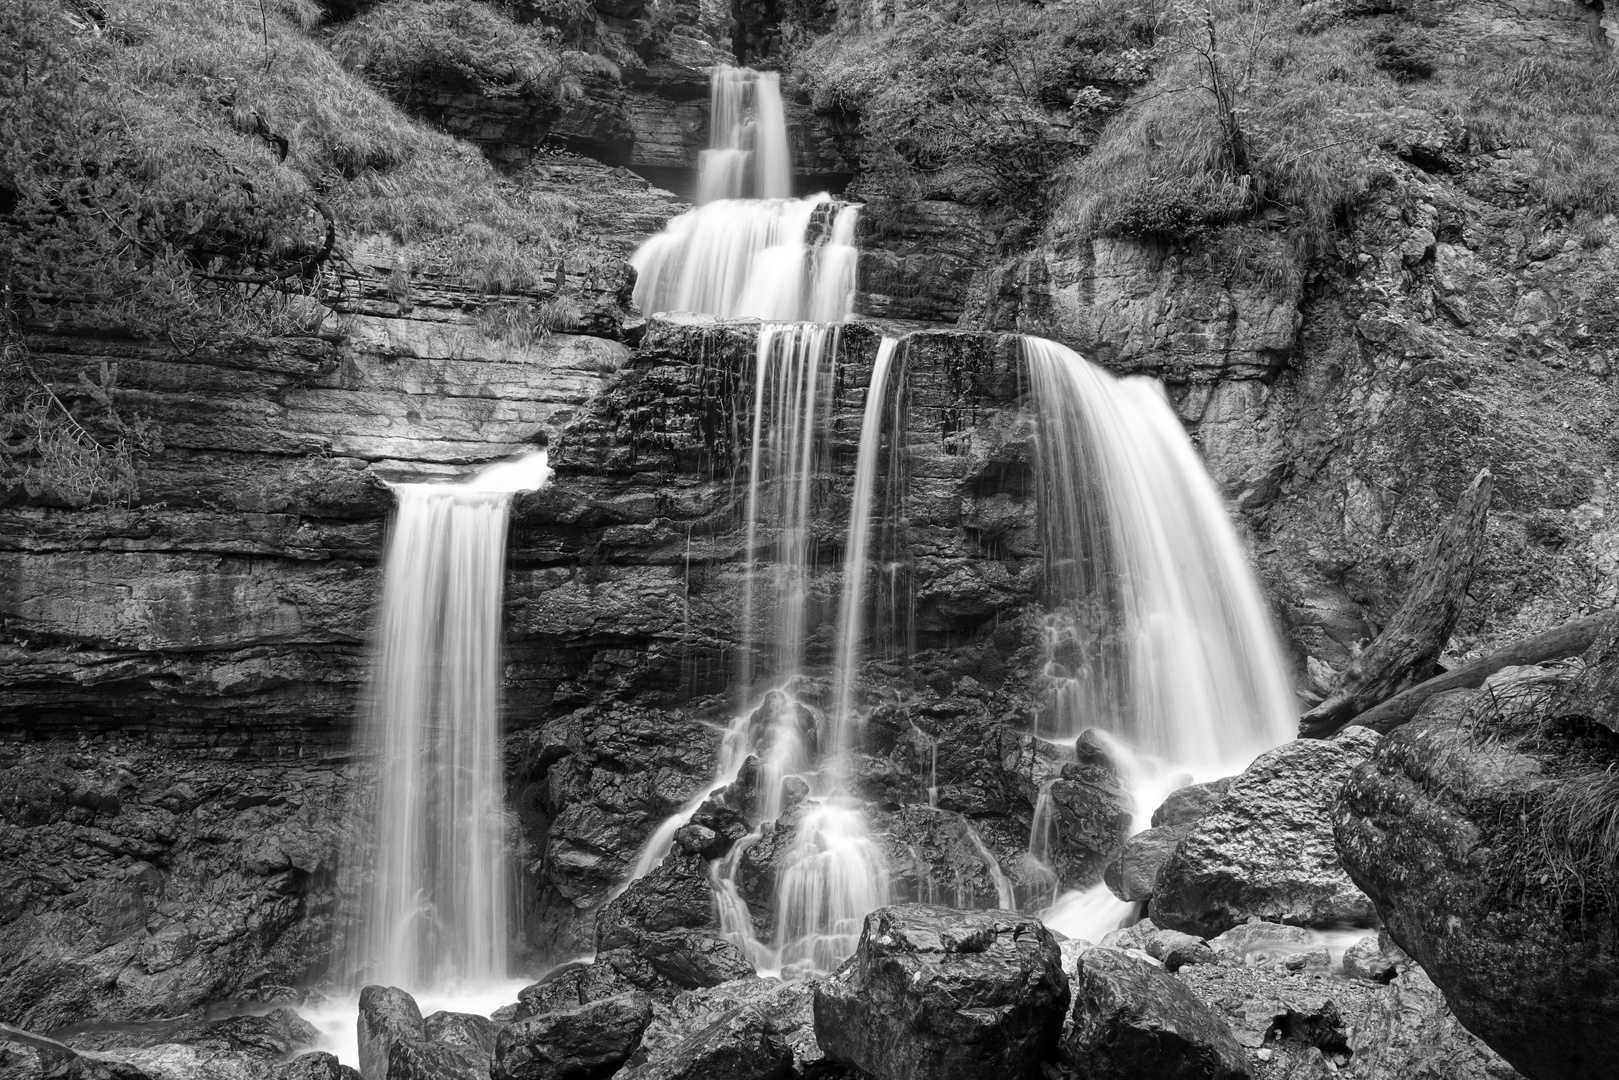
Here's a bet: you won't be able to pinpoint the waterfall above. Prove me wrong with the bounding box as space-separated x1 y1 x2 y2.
630 65 861 323
830 337 900 748
1022 337 1295 762
337 451 552 991
699 66 791 203
1020 336 1295 942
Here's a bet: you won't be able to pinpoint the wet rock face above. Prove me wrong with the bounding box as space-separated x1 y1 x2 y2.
0 743 346 1032
813 905 1068 1080
492 993 653 1080
1334 655 1619 1080
1064 945 1250 1080
1150 732 1380 938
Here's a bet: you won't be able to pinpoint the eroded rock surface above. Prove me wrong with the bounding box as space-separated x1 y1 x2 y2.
813 905 1067 1080
1150 732 1380 937
1335 649 1619 1080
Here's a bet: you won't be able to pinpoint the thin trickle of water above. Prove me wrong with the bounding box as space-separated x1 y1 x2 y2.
830 337 899 748
957 815 1016 911
337 451 552 991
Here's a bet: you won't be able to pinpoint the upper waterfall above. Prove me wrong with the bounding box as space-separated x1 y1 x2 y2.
631 65 860 323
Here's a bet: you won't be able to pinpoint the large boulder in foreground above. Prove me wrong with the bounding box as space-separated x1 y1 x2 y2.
493 993 652 1080
1335 651 1619 1080
813 905 1068 1080
1150 732 1380 937
1064 946 1249 1080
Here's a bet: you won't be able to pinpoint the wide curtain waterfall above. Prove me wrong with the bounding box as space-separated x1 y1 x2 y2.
1023 337 1296 763
336 452 552 990
1020 338 1295 939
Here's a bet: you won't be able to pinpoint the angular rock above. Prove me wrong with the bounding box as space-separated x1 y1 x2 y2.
1207 920 1319 968
357 986 424 1080
1144 929 1218 972
1063 946 1249 1080
1150 733 1380 937
1151 778 1233 828
274 1054 362 1080
422 1012 500 1057
1341 934 1404 984
617 1002 793 1080
813 905 1068 1080
492 993 653 1080
633 931 756 991
380 1037 486 1080
631 978 824 1075
1103 823 1190 902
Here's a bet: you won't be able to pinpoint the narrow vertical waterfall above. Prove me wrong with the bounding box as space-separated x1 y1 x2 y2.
631 65 860 323
337 451 552 991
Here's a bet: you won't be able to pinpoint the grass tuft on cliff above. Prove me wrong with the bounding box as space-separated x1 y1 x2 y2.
332 0 572 102
792 0 1149 212
0 0 580 342
1053 0 1619 252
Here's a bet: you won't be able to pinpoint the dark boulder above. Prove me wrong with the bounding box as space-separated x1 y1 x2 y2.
813 905 1068 1080
1335 651 1619 1080
1151 732 1380 937
631 978 824 1075
633 931 756 990
380 1039 486 1080
422 1012 500 1056
1063 945 1249 1080
617 1002 793 1080
357 986 424 1080
492 993 653 1080
274 1053 363 1080
595 852 720 951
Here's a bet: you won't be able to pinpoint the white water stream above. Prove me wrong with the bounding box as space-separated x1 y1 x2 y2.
318 451 551 1062
632 65 860 323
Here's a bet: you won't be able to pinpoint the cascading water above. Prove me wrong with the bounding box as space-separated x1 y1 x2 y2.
631 65 860 323
1019 336 1296 941
335 450 553 991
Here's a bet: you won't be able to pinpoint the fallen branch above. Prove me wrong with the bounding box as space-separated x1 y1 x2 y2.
1308 609 1618 737
1299 468 1493 737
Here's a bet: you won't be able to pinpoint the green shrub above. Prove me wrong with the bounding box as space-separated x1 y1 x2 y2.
1368 27 1438 82
0 0 581 342
1093 176 1244 241
793 0 1147 211
474 294 581 348
332 0 567 100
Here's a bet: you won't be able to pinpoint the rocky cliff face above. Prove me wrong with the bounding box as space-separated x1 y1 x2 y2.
3 0 1617 1046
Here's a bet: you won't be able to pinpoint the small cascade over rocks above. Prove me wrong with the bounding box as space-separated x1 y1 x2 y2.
630 65 860 323
336 451 553 992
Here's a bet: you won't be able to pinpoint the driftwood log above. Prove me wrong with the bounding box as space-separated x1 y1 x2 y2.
1299 468 1493 738
1317 609 1619 737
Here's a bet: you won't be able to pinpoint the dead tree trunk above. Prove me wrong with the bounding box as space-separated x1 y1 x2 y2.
1324 609 1618 736
1298 468 1493 738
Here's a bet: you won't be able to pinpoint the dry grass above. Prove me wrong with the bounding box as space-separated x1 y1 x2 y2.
1053 0 1619 256
0 0 582 340
1465 664 1619 914
474 295 582 349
